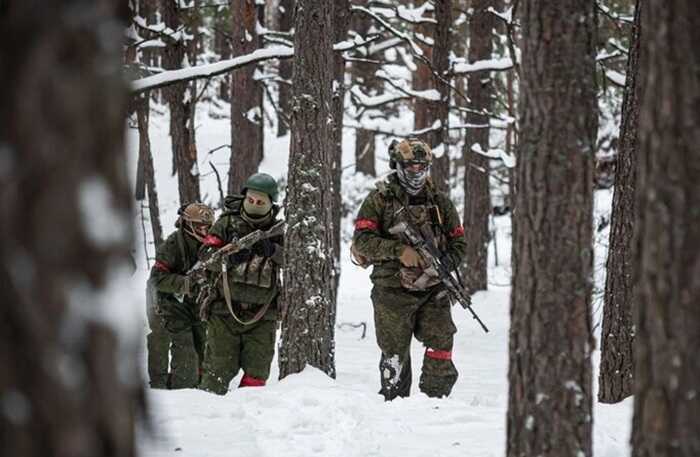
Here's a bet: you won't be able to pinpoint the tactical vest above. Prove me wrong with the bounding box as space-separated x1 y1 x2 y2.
218 199 280 307
378 179 448 290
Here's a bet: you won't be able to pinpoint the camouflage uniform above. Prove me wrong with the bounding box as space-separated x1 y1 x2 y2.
199 194 283 394
352 141 466 400
150 226 207 389
146 278 171 388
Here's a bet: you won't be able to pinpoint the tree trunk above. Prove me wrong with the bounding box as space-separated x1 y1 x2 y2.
507 1 597 456
136 94 164 247
330 0 350 301
598 0 641 405
228 0 264 195
426 0 452 194
0 2 142 456
278 0 336 380
463 0 495 292
351 0 377 177
631 1 700 456
276 0 295 137
162 0 200 204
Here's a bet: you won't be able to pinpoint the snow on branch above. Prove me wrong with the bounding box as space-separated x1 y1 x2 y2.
350 5 424 56
131 46 294 93
349 86 410 108
471 143 516 168
376 70 441 101
452 57 514 75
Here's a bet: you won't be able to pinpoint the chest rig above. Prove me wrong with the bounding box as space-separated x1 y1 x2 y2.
383 185 448 290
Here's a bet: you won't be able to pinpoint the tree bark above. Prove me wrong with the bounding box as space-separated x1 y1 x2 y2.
330 0 351 302
162 0 200 204
351 0 377 177
598 0 641 405
631 1 700 456
278 0 336 380
276 0 295 137
0 1 142 456
426 0 452 194
507 1 597 456
463 0 495 292
228 0 264 195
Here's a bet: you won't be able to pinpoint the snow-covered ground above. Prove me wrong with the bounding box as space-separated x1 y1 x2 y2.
130 104 632 457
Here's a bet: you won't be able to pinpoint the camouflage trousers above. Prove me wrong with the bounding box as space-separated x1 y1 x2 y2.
160 298 206 389
199 309 277 395
371 285 458 400
146 289 171 389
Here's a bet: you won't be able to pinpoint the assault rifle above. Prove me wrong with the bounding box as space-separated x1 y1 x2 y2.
188 220 286 320
388 221 489 333
187 220 286 278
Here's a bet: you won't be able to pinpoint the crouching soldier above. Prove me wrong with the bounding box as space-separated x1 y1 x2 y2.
352 139 466 400
199 173 283 394
150 203 214 389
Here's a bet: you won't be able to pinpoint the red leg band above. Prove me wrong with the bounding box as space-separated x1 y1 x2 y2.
425 348 453 360
239 374 266 388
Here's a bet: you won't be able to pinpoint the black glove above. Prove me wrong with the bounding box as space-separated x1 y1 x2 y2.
439 254 457 272
252 239 276 258
230 248 252 264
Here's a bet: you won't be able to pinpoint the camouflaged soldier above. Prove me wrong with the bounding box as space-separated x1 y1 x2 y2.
199 173 283 394
352 139 467 400
150 203 214 389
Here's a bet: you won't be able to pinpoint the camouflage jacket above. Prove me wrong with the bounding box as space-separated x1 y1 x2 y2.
352 175 466 289
150 227 201 298
204 196 283 311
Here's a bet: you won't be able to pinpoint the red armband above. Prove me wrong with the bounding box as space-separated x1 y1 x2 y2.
449 226 465 238
203 234 225 247
425 348 453 360
354 218 379 231
154 260 171 272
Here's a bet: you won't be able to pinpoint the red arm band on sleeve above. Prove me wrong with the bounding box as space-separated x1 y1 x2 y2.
154 260 171 272
425 348 453 361
203 234 225 247
354 218 379 231
449 226 465 238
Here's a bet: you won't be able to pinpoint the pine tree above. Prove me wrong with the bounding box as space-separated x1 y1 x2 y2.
278 0 336 379
463 0 496 292
507 1 597 456
598 0 641 404
631 1 700 455
228 0 264 195
0 1 142 455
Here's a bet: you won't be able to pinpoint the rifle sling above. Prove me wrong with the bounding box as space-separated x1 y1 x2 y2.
221 261 270 326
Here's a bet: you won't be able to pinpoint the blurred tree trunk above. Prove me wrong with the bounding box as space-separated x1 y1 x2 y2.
276 0 295 137
351 0 377 177
228 0 264 195
162 0 200 204
463 0 495 292
507 1 597 456
426 0 452 193
330 0 351 301
279 0 336 380
0 1 142 456
598 0 641 405
136 94 164 247
631 1 700 456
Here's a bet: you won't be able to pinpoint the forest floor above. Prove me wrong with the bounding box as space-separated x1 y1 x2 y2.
130 108 633 457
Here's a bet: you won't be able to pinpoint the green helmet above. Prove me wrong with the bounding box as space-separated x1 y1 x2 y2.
242 173 279 202
388 138 433 169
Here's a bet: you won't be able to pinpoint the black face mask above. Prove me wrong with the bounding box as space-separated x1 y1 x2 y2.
396 161 430 195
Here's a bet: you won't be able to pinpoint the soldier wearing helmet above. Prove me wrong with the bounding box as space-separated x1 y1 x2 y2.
199 172 284 394
351 139 467 400
149 202 214 389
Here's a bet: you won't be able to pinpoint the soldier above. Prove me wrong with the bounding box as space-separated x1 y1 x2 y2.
146 278 170 389
352 139 467 400
199 173 283 394
150 202 214 389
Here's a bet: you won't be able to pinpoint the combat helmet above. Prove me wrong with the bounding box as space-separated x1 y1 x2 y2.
389 139 433 195
178 202 214 242
241 173 279 202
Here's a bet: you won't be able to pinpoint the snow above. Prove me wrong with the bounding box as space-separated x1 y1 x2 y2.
127 99 632 457
79 176 129 247
453 57 514 75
